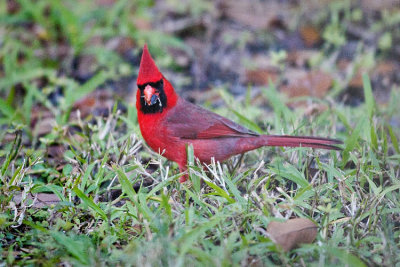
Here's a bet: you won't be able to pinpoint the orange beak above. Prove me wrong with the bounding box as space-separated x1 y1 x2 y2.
143 85 158 105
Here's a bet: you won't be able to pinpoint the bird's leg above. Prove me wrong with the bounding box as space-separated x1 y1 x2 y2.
179 165 188 183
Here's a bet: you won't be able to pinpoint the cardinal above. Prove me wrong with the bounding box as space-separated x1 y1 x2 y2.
136 44 341 182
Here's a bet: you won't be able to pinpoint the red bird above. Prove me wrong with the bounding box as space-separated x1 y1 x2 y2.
136 45 341 182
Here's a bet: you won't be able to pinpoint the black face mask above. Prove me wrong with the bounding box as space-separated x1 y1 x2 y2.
138 79 167 114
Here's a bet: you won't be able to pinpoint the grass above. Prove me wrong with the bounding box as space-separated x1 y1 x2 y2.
1 79 399 266
1 0 400 266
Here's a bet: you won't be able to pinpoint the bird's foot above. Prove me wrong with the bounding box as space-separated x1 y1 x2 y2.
179 174 189 183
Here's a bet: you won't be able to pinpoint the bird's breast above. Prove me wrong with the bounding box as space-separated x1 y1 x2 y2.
138 112 187 163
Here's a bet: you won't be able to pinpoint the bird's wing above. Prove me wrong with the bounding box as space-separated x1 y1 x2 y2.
164 98 259 139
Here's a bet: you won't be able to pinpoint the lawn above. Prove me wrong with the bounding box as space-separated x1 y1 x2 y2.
1 0 400 266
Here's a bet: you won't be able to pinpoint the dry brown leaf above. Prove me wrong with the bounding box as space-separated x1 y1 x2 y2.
336 58 364 89
47 144 66 160
31 105 54 136
13 193 61 208
72 93 96 118
339 59 398 105
33 117 56 136
299 25 321 47
267 218 318 252
349 71 363 89
371 61 399 104
280 70 333 106
374 61 397 74
221 1 286 30
106 36 135 55
245 68 280 86
72 90 114 118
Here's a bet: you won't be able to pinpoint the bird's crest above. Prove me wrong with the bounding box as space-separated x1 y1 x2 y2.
137 44 162 85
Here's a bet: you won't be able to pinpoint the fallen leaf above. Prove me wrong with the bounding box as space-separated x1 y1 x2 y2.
299 25 321 47
13 193 61 208
221 0 287 30
267 218 318 252
371 61 399 104
30 105 53 130
374 61 397 74
280 70 333 107
72 89 114 119
106 36 135 55
336 58 366 106
338 59 398 106
349 71 363 89
33 117 56 136
245 68 280 86
72 94 96 118
47 144 66 161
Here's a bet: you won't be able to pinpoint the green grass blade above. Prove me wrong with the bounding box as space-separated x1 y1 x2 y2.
327 247 367 267
64 71 108 108
73 186 107 221
114 165 138 204
0 98 16 119
204 180 235 204
269 164 309 188
342 116 366 165
362 73 375 119
387 125 400 154
230 109 263 134
50 231 90 265
178 215 225 256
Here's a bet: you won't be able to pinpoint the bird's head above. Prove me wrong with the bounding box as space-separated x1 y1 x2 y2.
136 44 178 114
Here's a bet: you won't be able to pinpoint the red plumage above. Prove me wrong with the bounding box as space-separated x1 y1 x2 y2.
136 45 342 182
137 44 162 85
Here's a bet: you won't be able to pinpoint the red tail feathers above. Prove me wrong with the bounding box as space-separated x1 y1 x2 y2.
263 135 342 150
